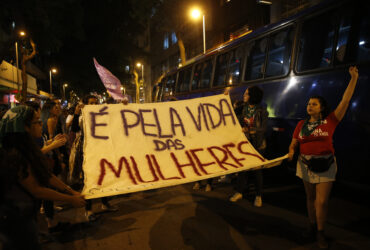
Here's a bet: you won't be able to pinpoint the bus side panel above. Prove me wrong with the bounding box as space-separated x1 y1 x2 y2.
174 66 370 186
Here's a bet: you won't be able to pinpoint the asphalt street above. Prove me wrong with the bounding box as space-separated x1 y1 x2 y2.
41 168 370 250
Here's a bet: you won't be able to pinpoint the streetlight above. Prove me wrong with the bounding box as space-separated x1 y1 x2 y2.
190 8 206 54
63 83 68 100
136 62 144 83
49 67 57 94
15 30 26 90
136 62 144 103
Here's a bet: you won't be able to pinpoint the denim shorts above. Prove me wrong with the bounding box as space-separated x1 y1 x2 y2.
296 154 337 183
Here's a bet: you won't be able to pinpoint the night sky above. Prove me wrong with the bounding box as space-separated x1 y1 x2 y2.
0 0 156 96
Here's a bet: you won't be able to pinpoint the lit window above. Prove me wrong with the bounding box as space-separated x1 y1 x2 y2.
171 32 177 44
163 33 169 49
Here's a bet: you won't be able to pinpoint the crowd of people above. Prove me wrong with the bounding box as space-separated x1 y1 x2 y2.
0 66 359 249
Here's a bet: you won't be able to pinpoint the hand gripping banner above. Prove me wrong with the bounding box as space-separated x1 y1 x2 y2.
81 94 287 199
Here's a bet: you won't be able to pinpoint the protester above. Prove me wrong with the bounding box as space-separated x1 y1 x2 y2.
25 101 71 234
65 104 76 131
288 66 359 248
0 105 85 249
70 94 118 222
25 101 66 155
192 179 213 192
65 103 79 149
40 99 69 230
51 98 70 182
229 86 268 207
41 99 60 139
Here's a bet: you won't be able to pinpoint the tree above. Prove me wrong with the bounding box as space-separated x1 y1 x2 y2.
20 39 36 102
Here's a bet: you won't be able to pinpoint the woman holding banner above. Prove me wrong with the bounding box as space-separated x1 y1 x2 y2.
229 86 268 207
288 66 359 249
0 106 85 249
70 94 118 222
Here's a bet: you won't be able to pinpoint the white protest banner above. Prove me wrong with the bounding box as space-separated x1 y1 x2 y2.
81 94 287 199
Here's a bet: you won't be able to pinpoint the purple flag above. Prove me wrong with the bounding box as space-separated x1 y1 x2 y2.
93 58 124 100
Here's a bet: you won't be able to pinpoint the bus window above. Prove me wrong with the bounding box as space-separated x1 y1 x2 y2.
183 67 192 91
297 11 336 72
245 38 267 80
265 26 293 77
176 70 184 93
157 79 165 102
227 46 244 84
152 85 159 102
335 14 351 64
176 67 192 92
191 63 203 90
166 74 176 96
335 2 370 64
199 59 213 89
356 9 370 62
213 53 230 87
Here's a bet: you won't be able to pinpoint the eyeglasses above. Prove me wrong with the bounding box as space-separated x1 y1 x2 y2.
32 120 43 125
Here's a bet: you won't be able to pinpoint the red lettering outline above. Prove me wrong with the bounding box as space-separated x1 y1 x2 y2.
98 158 137 185
150 155 181 180
190 148 216 175
237 141 265 161
130 156 159 183
222 143 245 167
207 146 239 170
170 151 201 178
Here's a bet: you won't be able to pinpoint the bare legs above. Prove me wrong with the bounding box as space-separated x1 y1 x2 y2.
303 180 333 230
315 182 333 230
303 181 316 224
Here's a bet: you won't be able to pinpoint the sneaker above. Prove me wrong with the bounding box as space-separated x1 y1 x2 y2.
316 230 329 249
205 184 212 192
229 192 243 202
193 182 200 190
54 205 63 212
254 196 262 207
101 204 118 212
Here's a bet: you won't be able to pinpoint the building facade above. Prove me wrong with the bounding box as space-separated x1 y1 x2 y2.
135 0 323 102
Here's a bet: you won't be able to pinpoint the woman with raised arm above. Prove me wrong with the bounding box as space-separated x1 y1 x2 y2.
288 66 359 249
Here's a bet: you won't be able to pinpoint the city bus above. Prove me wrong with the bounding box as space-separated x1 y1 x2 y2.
152 0 370 187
